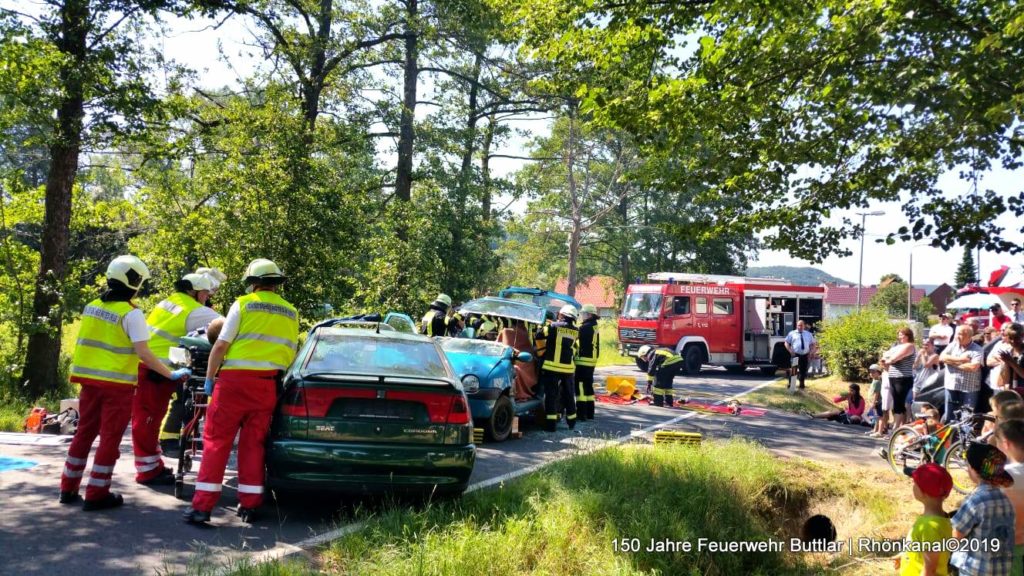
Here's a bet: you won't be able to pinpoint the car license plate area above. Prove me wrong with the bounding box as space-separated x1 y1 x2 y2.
328 398 426 422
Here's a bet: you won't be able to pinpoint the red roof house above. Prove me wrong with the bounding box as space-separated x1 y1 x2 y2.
555 276 619 317
823 284 927 318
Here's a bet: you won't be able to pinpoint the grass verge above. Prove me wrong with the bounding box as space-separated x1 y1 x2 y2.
596 319 633 367
222 438 960 576
743 373 857 415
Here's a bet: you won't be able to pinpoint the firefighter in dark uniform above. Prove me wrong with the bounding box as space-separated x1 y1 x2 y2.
638 345 684 407
574 304 599 421
420 293 461 336
535 305 580 431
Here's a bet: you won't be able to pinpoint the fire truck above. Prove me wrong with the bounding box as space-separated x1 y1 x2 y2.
617 273 826 375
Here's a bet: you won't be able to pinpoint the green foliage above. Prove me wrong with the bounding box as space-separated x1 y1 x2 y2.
745 266 851 286
818 310 906 382
869 281 913 318
916 297 936 323
955 247 979 287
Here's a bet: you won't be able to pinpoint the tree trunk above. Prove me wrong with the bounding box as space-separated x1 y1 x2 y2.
565 105 580 297
394 0 418 203
479 113 496 219
21 0 89 400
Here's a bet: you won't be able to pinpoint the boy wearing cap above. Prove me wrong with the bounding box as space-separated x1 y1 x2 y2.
895 463 953 576
993 420 1024 574
950 442 1016 576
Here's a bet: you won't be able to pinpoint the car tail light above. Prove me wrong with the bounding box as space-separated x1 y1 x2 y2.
446 394 470 425
279 388 307 418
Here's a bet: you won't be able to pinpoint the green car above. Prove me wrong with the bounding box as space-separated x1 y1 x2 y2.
266 324 476 496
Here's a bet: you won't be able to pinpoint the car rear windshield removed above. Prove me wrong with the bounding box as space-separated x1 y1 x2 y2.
304 334 448 378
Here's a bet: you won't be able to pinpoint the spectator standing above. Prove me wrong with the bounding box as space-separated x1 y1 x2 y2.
913 340 940 401
866 364 889 438
994 419 1024 574
940 325 984 422
784 320 816 389
880 327 916 430
894 463 953 576
950 442 1016 576
1011 299 1024 323
930 314 955 356
991 304 1013 331
996 324 1024 393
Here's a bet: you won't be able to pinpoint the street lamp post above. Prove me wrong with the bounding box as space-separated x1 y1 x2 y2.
856 210 886 312
908 242 930 320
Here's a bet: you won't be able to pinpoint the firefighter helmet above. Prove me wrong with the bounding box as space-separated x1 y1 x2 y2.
558 304 579 319
180 273 213 292
433 293 452 309
106 255 150 291
637 345 652 358
244 258 285 283
581 303 598 316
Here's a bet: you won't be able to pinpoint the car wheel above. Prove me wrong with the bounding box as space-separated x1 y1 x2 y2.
683 346 702 376
486 396 514 442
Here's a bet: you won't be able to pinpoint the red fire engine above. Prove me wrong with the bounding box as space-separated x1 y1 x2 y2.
617 273 826 375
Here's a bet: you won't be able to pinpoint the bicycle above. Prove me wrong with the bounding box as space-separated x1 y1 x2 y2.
885 405 995 494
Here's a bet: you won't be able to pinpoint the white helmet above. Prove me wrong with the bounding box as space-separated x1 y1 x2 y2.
433 293 452 308
195 266 226 291
243 258 285 283
558 304 579 319
180 273 213 292
637 345 652 358
106 255 150 291
581 303 598 316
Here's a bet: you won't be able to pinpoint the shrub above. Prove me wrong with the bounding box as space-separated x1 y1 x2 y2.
818 310 907 382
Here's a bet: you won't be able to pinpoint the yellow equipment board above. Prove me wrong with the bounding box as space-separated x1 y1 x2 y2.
473 428 484 444
653 430 702 446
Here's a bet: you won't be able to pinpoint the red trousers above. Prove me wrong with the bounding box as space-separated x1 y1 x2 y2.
131 366 177 482
191 370 276 512
60 383 135 501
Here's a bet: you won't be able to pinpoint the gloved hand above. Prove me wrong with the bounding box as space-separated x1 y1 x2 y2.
204 378 215 396
169 368 192 381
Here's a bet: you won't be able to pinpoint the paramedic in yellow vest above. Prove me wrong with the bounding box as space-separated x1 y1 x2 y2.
184 259 298 525
59 256 192 511
131 273 221 485
575 304 600 421
535 305 580 432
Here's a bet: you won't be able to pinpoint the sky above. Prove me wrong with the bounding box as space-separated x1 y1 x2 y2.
13 5 1022 288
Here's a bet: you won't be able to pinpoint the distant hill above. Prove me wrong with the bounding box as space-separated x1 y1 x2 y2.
745 266 853 286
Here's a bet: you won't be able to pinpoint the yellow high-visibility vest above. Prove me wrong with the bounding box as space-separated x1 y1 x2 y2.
146 292 203 363
222 291 299 372
70 299 139 385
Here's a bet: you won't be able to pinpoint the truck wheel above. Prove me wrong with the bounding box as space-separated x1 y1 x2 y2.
683 346 702 376
486 396 514 442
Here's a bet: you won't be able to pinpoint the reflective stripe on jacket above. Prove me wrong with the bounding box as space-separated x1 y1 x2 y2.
222 291 299 372
536 322 579 374
146 292 203 363
70 299 139 385
575 318 599 367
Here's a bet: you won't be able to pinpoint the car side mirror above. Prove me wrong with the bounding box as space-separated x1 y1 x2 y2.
515 351 533 363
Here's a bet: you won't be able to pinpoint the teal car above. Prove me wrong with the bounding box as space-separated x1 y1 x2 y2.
266 325 475 496
440 297 545 442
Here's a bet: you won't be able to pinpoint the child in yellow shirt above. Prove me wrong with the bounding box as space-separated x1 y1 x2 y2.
895 463 953 576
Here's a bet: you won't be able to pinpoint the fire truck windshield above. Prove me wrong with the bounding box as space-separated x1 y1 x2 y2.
622 293 662 319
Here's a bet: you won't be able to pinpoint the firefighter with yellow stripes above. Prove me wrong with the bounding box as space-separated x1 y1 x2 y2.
420 293 462 336
59 256 192 511
184 259 299 525
574 304 600 421
638 345 684 407
535 305 580 431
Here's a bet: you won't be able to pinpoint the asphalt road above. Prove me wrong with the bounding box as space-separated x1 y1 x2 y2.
0 366 887 575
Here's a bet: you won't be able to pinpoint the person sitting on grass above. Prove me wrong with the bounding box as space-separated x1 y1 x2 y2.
810 383 867 425
866 364 890 438
993 420 1024 575
894 463 953 576
950 442 1016 576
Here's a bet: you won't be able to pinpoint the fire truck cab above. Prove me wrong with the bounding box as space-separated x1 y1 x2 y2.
618 273 825 375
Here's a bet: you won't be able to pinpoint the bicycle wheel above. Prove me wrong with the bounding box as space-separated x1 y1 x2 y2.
942 441 974 495
887 426 926 476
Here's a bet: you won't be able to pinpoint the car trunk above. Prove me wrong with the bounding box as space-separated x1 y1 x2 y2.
277 374 471 446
